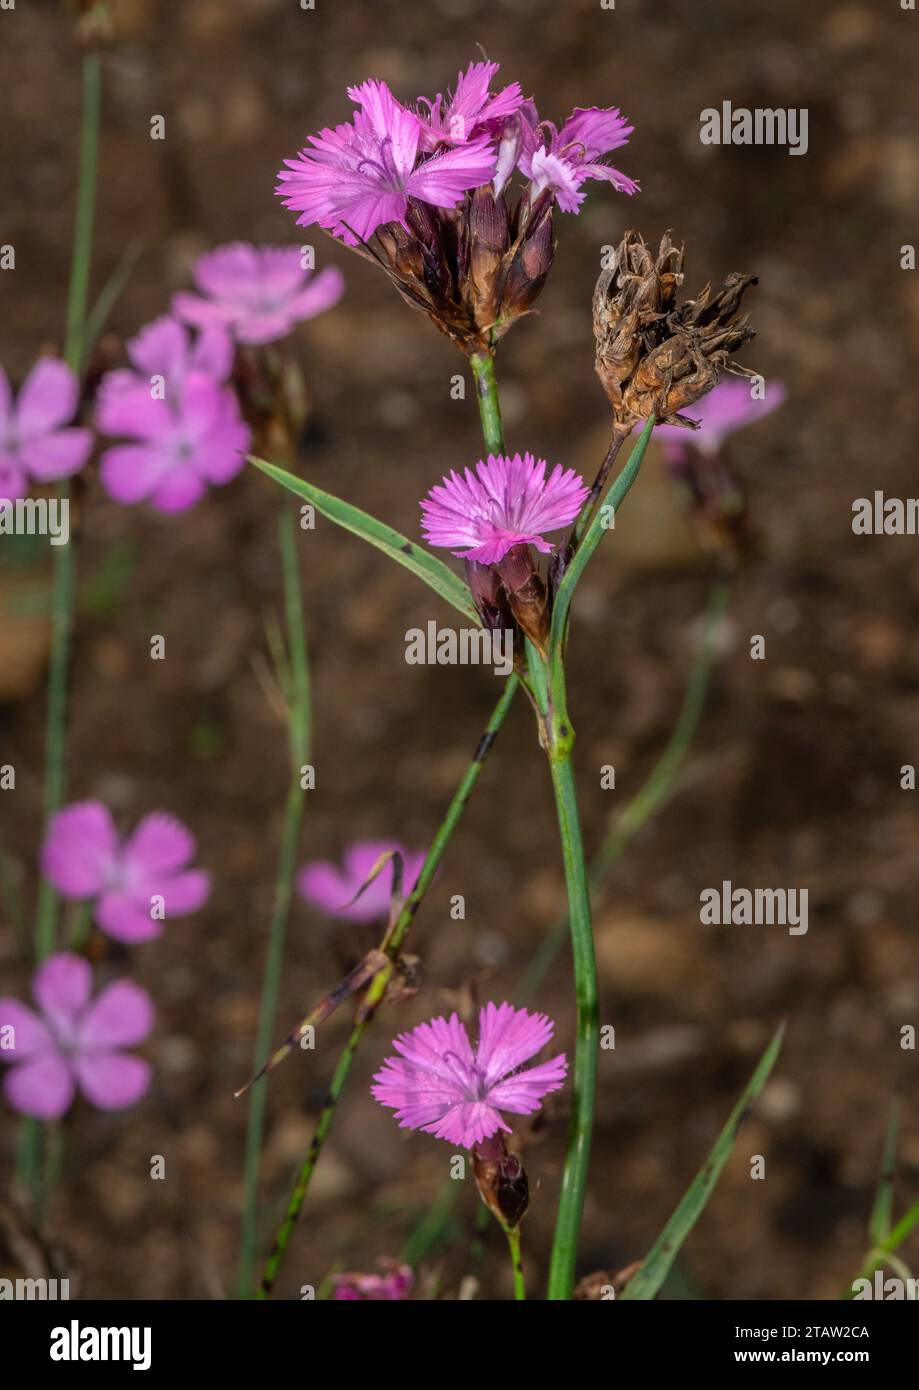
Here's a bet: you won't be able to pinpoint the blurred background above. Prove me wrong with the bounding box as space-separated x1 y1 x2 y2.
1 0 917 1299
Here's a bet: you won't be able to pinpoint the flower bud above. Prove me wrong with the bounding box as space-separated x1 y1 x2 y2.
464 559 513 632
472 1133 530 1229
496 543 549 650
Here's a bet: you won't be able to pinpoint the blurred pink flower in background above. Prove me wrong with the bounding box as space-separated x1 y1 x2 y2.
0 357 93 501
656 377 787 462
421 452 589 564
276 78 497 246
0 953 153 1119
42 801 210 944
372 1002 567 1147
172 243 345 347
332 1260 414 1301
297 840 426 923
95 339 249 512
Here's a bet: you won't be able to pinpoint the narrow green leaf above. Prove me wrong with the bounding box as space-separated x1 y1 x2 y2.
620 1022 786 1301
869 1101 899 1246
248 456 479 625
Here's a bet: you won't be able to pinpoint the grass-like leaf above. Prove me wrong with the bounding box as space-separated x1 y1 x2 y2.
869 1101 899 1247
619 1022 786 1301
249 456 479 625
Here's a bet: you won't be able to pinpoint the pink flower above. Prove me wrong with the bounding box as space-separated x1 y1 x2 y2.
519 105 638 212
332 1260 413 1301
657 377 787 461
0 357 93 501
276 78 496 247
172 243 345 347
41 801 210 944
95 317 249 513
0 953 153 1119
416 60 523 148
372 1002 567 1148
421 452 589 564
298 840 426 923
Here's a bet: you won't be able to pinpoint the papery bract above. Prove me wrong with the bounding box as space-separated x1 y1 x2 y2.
372 1001 567 1148
0 357 93 501
41 801 210 944
421 452 589 564
0 953 154 1119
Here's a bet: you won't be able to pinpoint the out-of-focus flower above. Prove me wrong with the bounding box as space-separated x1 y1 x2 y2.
331 1259 414 1301
593 230 758 430
172 243 345 347
519 105 638 212
297 841 426 924
371 1001 567 1148
421 453 588 564
0 358 93 501
0 953 153 1119
416 60 523 148
276 79 496 247
656 376 787 462
657 377 786 559
95 317 249 513
41 801 210 944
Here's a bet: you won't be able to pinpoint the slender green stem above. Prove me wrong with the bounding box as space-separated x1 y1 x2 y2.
469 351 504 455
238 506 310 1298
20 47 101 1206
257 673 518 1297
34 51 101 964
504 1224 526 1300
544 698 596 1301
518 578 729 1002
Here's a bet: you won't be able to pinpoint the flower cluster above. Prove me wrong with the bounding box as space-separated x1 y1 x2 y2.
277 60 637 353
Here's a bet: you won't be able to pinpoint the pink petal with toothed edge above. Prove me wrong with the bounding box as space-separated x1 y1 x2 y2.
32 953 93 1034
77 980 154 1050
20 428 93 484
122 812 197 878
0 1000 54 1061
41 801 121 898
74 1052 151 1111
475 1001 555 1084
3 1054 75 1119
94 890 163 944
15 359 79 438
99 444 170 505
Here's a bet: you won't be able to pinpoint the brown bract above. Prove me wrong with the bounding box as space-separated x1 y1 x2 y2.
593 230 758 430
350 188 556 355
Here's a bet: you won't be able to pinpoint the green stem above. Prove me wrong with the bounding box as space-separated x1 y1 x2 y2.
469 351 504 455
238 506 310 1298
544 690 596 1301
21 46 101 1206
257 673 518 1297
504 1223 526 1300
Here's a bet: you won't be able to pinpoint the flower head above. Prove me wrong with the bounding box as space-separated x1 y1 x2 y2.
421 452 589 564
372 1002 566 1148
656 376 787 461
41 801 210 944
95 316 249 513
331 1260 413 1301
297 840 426 923
276 79 496 247
0 953 153 1119
519 104 638 212
0 357 93 501
172 243 345 346
416 60 523 148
